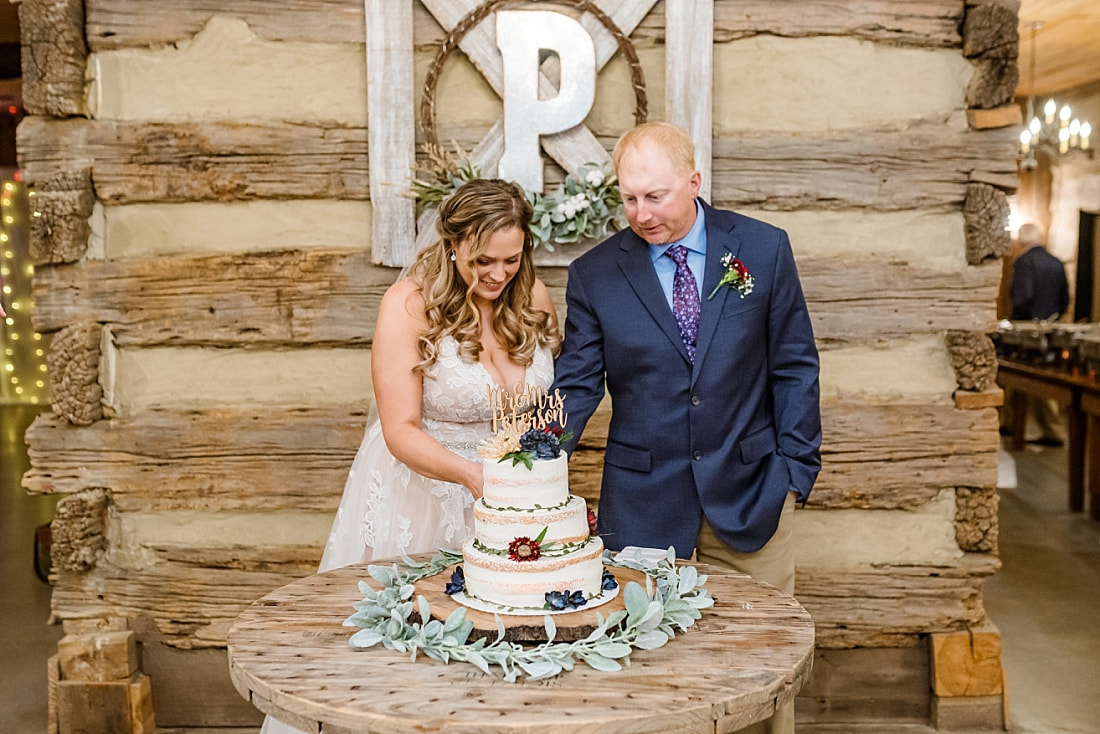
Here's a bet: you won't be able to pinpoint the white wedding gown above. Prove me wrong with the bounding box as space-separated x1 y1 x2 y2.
261 336 554 734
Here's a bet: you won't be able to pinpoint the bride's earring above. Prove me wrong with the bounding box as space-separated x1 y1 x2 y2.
450 250 457 262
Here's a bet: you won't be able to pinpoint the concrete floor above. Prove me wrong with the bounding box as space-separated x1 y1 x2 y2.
1 403 1098 732
983 440 1100 734
1 405 62 734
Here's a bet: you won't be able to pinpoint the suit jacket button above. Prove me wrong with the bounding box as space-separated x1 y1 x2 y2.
693 451 702 460
691 396 701 406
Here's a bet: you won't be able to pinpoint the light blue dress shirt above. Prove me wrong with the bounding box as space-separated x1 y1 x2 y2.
649 200 706 308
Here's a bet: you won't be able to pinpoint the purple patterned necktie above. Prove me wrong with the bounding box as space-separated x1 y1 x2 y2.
665 245 700 362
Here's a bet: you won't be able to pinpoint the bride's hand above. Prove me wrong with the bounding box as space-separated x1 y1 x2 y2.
463 460 484 500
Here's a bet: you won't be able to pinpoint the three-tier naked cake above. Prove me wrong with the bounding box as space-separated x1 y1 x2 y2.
450 385 613 612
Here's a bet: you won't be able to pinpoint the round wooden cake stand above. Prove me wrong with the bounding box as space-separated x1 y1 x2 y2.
228 556 815 734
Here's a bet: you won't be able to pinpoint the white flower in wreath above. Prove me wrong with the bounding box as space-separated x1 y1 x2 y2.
410 148 624 251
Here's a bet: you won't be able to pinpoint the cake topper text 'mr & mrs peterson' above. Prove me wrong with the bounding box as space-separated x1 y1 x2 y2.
487 384 567 435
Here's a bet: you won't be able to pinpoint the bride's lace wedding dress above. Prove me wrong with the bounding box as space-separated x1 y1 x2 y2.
260 336 553 734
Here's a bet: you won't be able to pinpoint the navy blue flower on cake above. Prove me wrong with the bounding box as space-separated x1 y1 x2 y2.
498 425 574 469
546 589 588 610
444 565 465 595
602 568 618 591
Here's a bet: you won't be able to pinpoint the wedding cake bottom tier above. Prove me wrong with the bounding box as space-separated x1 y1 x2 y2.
460 537 606 610
472 494 591 548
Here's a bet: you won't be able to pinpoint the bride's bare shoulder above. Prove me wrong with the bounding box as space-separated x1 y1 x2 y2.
379 277 427 324
382 276 424 303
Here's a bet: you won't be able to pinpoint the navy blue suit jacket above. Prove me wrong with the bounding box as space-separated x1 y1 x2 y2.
552 201 821 556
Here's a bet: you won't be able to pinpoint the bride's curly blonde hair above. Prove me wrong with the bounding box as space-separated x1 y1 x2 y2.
408 178 560 371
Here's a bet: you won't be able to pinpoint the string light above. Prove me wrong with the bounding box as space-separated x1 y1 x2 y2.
0 174 49 406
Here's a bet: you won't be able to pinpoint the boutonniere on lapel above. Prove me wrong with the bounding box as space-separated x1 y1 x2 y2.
707 253 755 300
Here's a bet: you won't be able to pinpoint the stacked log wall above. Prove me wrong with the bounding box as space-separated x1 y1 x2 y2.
19 0 1017 726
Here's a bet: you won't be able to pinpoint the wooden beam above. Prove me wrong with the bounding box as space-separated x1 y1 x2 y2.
26 168 95 265
962 3 1017 59
25 399 996 513
23 407 369 511
573 399 998 507
665 0 713 199
58 631 138 682
365 0 415 266
31 249 398 346
945 330 998 392
30 252 998 349
962 3 1019 110
50 488 109 572
17 118 1018 209
930 624 1005 696
964 183 1013 264
798 554 1000 649
47 324 104 426
955 486 998 553
966 104 1023 130
84 0 965 50
967 57 1019 109
954 387 1004 410
711 125 1019 210
19 0 86 116
17 117 371 205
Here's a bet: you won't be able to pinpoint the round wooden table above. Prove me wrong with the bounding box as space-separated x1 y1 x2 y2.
228 558 815 734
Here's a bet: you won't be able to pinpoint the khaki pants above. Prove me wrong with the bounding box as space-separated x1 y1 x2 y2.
1000 389 1066 443
696 492 797 734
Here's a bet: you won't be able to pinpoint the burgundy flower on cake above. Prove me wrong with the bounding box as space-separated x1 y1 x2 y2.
508 536 541 562
587 508 599 537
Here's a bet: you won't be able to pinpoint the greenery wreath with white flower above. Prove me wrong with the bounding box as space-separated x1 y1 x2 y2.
344 548 714 682
411 144 627 252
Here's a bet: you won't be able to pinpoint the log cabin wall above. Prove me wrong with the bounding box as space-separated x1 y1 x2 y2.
18 0 1018 729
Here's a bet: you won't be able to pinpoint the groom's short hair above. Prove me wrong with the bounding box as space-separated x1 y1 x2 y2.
612 122 696 174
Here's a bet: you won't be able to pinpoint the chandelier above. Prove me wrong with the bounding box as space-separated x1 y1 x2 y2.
1018 21 1092 171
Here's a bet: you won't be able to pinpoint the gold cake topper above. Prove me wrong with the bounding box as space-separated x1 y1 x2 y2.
487 384 567 435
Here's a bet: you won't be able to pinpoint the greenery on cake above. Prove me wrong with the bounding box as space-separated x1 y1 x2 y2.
481 498 573 513
345 549 714 681
469 526 590 560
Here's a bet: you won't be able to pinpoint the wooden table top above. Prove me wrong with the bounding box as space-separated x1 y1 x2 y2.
228 558 816 734
998 359 1100 392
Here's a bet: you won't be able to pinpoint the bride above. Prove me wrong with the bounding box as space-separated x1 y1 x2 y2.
261 178 558 733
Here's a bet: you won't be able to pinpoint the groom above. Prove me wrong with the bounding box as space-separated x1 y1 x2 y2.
553 122 821 599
